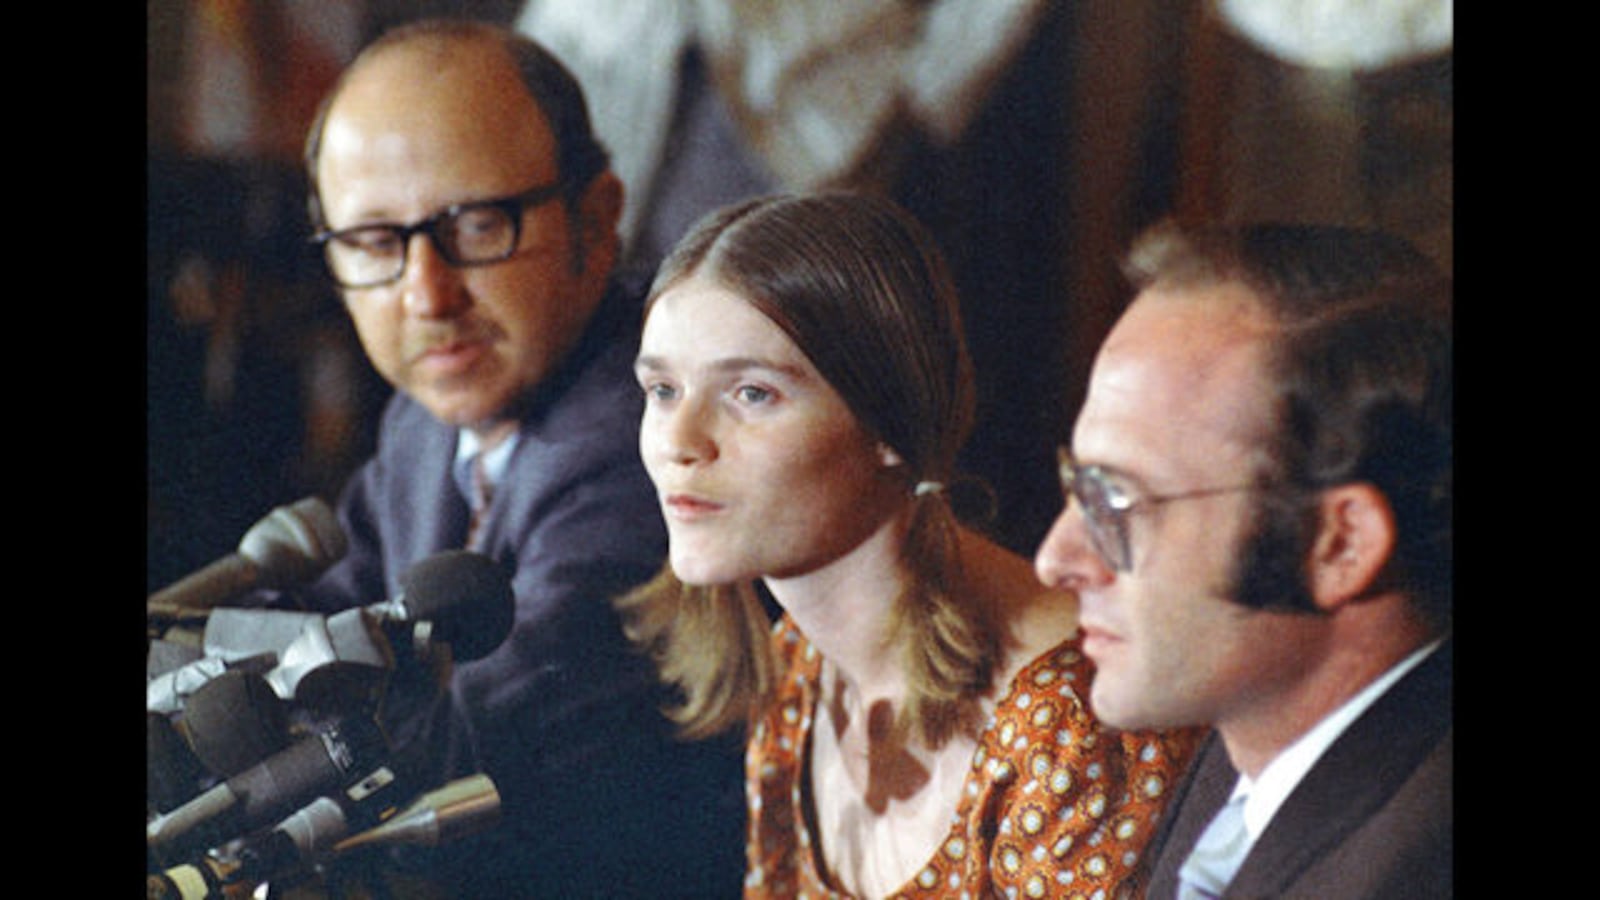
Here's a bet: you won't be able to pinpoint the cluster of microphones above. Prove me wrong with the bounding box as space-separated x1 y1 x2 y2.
147 498 515 898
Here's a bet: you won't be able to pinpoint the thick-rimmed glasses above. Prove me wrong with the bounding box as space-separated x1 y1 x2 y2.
1056 447 1263 573
312 181 566 289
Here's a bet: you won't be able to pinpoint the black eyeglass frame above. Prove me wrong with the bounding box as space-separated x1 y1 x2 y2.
1055 446 1265 573
311 180 568 289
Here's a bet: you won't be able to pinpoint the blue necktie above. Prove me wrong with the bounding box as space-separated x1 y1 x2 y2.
1176 792 1249 899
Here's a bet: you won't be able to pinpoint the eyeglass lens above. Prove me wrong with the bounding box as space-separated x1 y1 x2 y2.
1059 452 1134 572
323 205 519 288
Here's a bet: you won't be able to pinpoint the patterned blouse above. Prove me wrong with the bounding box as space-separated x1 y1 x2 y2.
745 615 1201 899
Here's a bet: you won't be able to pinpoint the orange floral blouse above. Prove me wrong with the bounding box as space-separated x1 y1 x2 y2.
745 615 1201 899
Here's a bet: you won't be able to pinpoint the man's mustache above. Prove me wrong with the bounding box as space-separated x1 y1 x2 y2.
404 319 503 362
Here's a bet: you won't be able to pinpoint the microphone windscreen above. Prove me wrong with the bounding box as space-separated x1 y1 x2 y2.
397 551 514 661
148 712 205 814
182 670 290 778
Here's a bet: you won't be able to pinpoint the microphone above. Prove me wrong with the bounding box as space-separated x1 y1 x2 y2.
198 549 513 675
267 550 514 711
150 551 513 728
368 550 515 663
267 605 396 717
146 855 239 900
147 712 206 815
149 671 291 812
150 775 500 896
179 670 292 778
282 550 515 715
334 773 501 853
232 795 358 883
147 650 278 717
146 717 386 864
231 772 495 884
148 497 347 619
229 761 407 883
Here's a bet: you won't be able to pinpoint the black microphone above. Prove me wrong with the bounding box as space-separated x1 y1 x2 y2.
285 551 515 715
148 497 347 619
179 670 292 778
370 550 515 663
148 672 292 820
275 550 515 710
147 712 206 815
146 717 386 864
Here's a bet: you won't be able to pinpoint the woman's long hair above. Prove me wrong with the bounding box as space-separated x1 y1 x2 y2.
615 191 995 746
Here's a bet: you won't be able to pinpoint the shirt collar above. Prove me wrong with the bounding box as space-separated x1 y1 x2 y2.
454 428 519 497
1234 638 1444 841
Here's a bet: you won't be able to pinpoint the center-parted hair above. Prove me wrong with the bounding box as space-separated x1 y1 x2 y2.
619 192 995 745
648 191 976 486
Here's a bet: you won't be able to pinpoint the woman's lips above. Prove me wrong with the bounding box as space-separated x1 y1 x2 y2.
663 493 724 521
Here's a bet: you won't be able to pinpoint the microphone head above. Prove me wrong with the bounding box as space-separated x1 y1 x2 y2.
181 670 290 778
148 712 206 814
395 551 514 662
148 716 388 861
237 497 348 589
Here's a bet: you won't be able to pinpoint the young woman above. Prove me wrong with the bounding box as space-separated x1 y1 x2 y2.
621 192 1198 898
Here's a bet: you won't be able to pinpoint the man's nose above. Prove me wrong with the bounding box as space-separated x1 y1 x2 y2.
1034 503 1115 591
400 233 470 319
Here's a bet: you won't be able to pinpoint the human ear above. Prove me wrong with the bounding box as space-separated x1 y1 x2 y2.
571 170 624 275
578 171 623 243
1307 483 1397 611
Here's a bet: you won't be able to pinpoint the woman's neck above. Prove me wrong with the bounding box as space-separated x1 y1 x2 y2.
765 511 913 704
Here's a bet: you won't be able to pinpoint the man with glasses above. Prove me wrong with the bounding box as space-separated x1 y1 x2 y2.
291 19 744 898
1034 220 1451 898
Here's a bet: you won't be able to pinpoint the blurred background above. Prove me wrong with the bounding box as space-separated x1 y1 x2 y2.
146 0 1451 593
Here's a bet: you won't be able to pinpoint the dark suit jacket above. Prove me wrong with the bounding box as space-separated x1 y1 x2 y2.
1145 639 1452 899
296 283 746 898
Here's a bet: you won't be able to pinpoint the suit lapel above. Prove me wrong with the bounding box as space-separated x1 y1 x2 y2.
1146 732 1237 896
1228 640 1453 896
384 400 475 582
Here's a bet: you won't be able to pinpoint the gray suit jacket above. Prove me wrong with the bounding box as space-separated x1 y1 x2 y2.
1145 639 1452 899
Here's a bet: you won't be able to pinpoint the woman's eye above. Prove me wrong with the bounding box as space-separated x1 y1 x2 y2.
641 382 677 402
733 384 774 404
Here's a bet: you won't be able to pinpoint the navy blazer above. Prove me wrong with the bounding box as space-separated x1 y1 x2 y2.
296 283 746 898
1145 639 1452 899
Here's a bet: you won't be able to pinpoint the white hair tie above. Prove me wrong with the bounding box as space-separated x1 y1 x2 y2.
913 481 946 498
